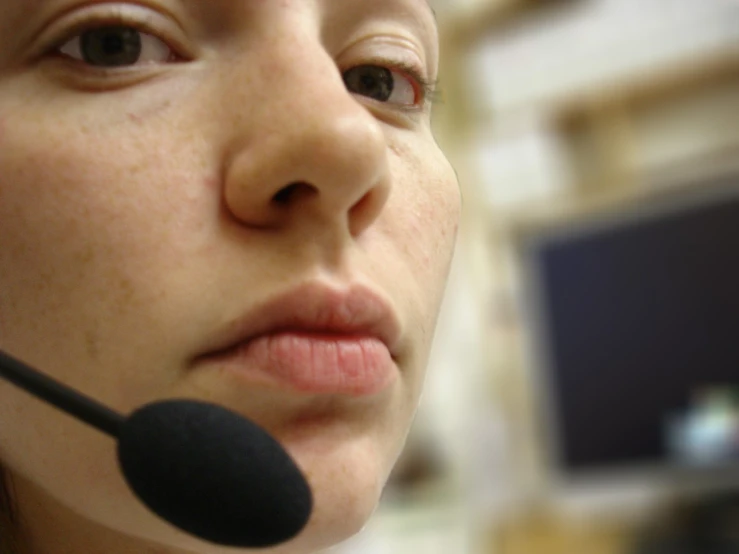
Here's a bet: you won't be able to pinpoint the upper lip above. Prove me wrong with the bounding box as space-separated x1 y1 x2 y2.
197 281 402 359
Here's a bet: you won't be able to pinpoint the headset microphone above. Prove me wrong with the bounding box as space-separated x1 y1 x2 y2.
0 348 313 547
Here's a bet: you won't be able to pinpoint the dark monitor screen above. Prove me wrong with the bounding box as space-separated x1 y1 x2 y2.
520 175 739 479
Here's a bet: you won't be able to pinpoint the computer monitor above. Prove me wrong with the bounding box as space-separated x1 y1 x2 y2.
517 173 739 491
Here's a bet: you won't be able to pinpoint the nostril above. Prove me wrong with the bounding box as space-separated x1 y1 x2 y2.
348 185 389 237
272 182 317 206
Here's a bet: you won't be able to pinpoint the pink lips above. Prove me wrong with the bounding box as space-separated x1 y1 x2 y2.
196 283 401 396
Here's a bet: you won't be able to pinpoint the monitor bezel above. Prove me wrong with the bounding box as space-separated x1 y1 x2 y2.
514 170 739 494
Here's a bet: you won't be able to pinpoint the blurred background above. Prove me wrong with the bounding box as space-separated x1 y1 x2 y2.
332 0 739 552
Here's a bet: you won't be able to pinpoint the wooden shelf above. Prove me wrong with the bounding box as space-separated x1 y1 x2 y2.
440 0 565 48
548 50 739 129
490 515 633 554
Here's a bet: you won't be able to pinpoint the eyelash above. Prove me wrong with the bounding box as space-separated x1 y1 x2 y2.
47 12 182 58
45 17 441 110
383 60 442 110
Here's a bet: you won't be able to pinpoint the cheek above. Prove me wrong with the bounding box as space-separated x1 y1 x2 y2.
388 143 461 278
410 184 459 267
0 107 211 275
0 77 213 257
0 106 214 397
381 142 461 396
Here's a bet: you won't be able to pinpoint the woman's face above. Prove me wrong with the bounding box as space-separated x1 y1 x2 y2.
0 1 459 553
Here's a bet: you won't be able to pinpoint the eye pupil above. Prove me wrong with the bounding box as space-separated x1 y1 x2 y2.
343 66 394 102
80 26 142 67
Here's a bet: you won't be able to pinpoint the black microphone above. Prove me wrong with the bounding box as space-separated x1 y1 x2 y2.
0 348 313 547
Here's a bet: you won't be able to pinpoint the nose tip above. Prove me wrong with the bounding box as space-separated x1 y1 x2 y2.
222 87 391 236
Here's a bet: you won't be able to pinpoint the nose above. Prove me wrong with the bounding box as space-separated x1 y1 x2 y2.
220 40 391 238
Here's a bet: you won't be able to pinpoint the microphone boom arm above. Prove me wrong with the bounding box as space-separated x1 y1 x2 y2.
0 349 124 438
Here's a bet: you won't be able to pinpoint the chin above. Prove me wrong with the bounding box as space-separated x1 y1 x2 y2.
277 431 397 553
6 418 402 554
120 468 384 554
291 497 379 554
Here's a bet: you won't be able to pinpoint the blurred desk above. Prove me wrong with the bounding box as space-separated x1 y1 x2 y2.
491 515 634 554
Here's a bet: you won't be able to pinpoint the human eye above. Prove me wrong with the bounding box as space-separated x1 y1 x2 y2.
57 25 176 68
342 63 437 110
35 4 190 77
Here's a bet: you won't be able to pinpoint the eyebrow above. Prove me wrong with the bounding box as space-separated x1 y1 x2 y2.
424 0 437 20
420 0 440 37
14 0 438 24
9 0 440 45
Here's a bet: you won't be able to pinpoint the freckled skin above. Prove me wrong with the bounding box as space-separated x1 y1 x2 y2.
0 2 460 554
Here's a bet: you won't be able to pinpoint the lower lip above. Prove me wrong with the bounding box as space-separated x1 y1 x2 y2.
207 332 396 396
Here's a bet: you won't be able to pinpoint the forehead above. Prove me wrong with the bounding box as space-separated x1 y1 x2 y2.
0 0 439 75
0 0 438 49
0 0 436 19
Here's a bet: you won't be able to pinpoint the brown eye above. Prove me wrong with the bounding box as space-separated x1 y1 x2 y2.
343 65 416 106
59 26 173 67
343 65 393 101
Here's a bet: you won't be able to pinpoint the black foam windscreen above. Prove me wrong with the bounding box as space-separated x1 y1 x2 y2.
117 399 312 547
